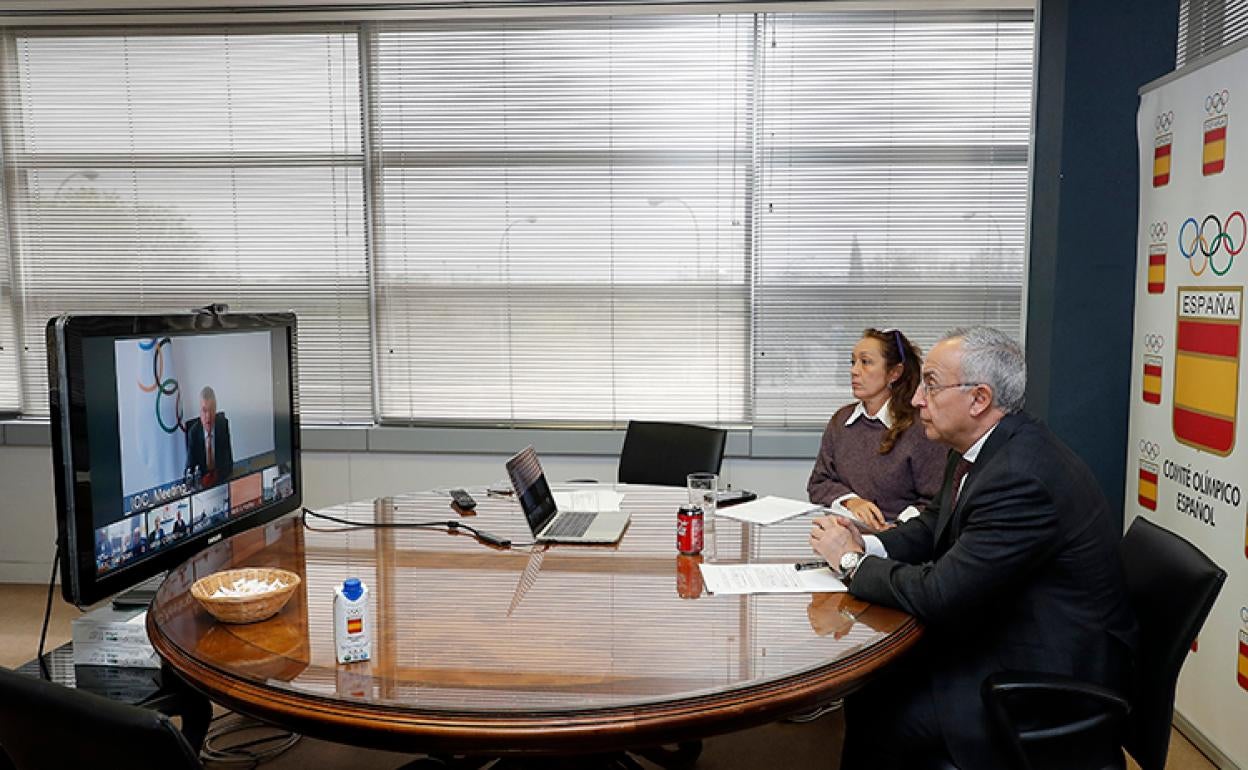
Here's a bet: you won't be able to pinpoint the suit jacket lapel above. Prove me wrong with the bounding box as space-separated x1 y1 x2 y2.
932 413 1026 551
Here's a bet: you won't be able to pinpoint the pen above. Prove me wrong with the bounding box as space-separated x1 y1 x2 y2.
794 560 831 571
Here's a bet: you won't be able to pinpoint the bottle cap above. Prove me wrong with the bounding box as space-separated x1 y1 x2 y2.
342 577 363 601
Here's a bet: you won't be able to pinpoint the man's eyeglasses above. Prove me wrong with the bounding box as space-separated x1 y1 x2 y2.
920 380 982 396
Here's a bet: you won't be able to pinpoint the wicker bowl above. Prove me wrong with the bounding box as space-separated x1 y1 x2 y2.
191 568 301 624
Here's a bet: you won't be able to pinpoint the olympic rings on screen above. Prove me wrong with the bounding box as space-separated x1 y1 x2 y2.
135 337 184 435
1148 222 1168 241
1144 334 1165 353
1179 211 1246 276
1206 90 1230 114
1155 112 1174 132
1138 440 1160 460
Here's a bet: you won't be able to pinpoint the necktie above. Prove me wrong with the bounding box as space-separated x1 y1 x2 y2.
949 458 973 509
206 429 215 471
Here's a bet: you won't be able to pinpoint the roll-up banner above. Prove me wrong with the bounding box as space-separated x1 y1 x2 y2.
1133 39 1248 767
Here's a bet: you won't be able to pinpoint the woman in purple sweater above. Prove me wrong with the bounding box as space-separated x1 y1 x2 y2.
807 328 946 529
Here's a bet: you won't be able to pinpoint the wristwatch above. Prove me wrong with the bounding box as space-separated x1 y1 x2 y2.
839 550 864 582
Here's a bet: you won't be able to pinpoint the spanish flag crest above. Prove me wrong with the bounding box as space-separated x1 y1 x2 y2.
1138 460 1159 510
1154 111 1173 187
1174 287 1242 456
1147 221 1167 293
1239 628 1248 691
1203 90 1229 176
1142 333 1164 405
1143 355 1163 404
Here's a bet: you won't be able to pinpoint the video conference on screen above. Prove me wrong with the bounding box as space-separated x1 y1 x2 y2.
93 331 294 577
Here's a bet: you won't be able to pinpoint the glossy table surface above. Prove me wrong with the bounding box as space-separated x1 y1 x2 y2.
148 485 922 754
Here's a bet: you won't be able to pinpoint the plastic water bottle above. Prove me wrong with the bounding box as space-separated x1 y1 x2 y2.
333 577 371 664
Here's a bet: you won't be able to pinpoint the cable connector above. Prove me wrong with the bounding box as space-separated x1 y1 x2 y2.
473 530 511 548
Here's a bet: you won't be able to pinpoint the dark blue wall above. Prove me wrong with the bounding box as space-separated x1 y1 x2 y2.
1026 0 1181 519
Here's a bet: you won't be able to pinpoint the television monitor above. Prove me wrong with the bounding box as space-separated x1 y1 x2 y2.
48 311 302 607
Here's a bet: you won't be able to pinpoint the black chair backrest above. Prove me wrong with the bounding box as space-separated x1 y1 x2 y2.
617 420 727 487
1120 516 1225 770
0 666 202 770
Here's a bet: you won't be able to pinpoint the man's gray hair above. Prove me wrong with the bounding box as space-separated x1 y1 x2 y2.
200 385 216 404
941 326 1026 414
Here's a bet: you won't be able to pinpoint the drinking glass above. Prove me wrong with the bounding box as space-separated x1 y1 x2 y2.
687 472 718 518
687 472 718 560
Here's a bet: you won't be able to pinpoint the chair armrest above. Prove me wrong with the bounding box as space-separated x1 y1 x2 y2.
984 671 1129 741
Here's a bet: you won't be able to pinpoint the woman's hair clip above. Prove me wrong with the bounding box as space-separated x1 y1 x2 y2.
892 329 905 363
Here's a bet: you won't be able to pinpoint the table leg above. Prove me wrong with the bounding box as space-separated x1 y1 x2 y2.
139 665 213 752
629 740 704 769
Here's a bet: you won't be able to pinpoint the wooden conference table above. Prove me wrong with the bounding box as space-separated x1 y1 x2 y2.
147 485 922 760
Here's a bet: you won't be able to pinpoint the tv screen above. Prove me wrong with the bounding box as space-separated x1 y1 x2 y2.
48 311 301 606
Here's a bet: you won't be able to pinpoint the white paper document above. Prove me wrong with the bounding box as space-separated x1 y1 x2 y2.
553 488 625 513
713 495 825 525
698 563 847 595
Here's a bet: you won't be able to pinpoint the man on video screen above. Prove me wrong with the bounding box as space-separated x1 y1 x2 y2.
185 385 233 489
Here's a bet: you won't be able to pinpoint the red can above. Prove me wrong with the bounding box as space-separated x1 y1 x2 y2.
677 505 704 555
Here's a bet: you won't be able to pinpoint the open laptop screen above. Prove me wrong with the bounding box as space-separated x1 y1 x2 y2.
505 446 558 534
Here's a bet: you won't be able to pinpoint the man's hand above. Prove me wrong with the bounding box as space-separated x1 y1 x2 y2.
843 496 887 530
809 514 865 565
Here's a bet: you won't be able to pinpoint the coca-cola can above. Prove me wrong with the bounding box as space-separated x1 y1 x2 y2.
677 504 704 555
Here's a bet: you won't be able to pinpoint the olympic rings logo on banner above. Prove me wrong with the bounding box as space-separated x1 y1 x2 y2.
1155 111 1174 133
1144 334 1165 353
1206 90 1229 114
136 337 184 435
1179 211 1246 276
1138 440 1160 461
1148 222 1167 242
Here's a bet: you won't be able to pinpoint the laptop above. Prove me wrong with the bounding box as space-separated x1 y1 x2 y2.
505 445 631 544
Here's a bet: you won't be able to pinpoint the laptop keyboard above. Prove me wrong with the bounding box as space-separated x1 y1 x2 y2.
545 511 597 539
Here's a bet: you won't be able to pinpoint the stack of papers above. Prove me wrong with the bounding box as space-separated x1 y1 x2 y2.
72 606 160 669
713 495 824 525
698 563 846 594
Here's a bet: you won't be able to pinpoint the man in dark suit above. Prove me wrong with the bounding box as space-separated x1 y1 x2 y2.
171 510 187 538
811 326 1137 770
185 385 233 488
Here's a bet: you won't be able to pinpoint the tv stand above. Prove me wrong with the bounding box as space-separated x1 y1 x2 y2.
111 572 166 610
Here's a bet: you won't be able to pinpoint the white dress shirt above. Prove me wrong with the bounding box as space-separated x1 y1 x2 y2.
861 423 999 560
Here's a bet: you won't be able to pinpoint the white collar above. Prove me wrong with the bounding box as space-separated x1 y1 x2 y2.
962 423 998 463
845 398 893 428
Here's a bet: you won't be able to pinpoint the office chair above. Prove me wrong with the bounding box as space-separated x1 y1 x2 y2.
0 666 204 770
616 420 727 487
982 516 1226 770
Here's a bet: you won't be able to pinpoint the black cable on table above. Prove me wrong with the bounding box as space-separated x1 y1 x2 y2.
300 507 528 548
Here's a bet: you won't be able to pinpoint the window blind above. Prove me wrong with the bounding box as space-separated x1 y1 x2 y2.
368 15 753 426
0 27 372 423
1179 0 1248 66
0 163 16 411
0 8 1034 430
753 11 1033 427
